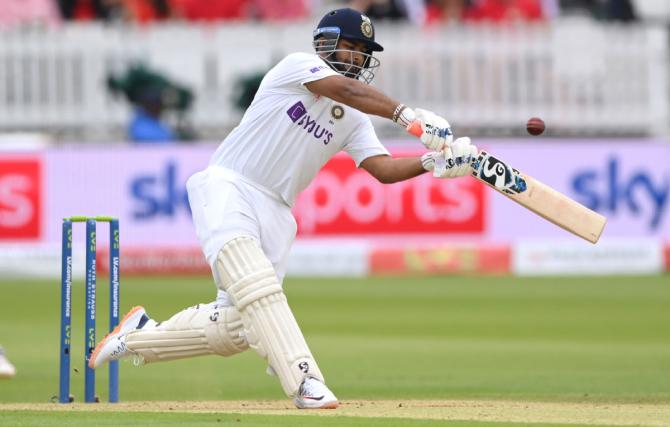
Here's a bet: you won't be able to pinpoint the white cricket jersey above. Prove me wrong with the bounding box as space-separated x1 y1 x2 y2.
209 52 390 207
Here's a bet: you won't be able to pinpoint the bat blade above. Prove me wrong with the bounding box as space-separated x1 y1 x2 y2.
405 121 606 242
472 151 606 243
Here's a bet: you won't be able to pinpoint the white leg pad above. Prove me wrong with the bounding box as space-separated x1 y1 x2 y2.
125 304 248 363
216 237 324 397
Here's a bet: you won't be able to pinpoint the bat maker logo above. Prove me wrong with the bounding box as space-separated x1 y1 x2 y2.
286 101 334 145
473 152 526 195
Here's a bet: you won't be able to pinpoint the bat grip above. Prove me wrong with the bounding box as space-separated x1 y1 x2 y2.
406 121 423 137
408 120 479 172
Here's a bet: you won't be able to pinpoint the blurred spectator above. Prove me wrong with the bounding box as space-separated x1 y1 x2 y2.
350 0 408 20
559 0 635 21
349 0 427 24
604 0 636 21
128 89 177 143
57 0 170 23
0 0 61 29
233 69 267 111
170 0 249 21
108 65 195 142
558 0 599 17
124 0 171 23
252 0 310 21
425 0 467 24
465 0 545 22
57 0 104 20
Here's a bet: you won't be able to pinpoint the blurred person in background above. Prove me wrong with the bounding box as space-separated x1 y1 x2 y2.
108 65 195 142
252 0 310 20
168 0 311 22
349 0 409 20
57 0 105 21
57 0 170 23
121 0 171 23
233 68 269 111
464 0 545 22
603 0 636 21
127 87 177 142
558 0 636 21
424 0 467 24
169 0 250 21
87 7 478 409
349 0 427 24
0 346 16 379
0 0 61 29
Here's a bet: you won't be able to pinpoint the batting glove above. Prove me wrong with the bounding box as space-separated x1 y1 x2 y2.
432 137 478 179
420 151 440 172
414 108 453 151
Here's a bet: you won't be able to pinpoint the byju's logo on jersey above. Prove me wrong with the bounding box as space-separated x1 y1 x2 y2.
286 101 334 145
310 66 327 73
287 101 307 122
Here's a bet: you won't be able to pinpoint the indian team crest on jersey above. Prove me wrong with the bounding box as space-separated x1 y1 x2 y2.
361 16 373 38
331 105 344 120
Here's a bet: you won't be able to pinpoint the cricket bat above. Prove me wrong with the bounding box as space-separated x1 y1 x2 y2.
408 122 606 243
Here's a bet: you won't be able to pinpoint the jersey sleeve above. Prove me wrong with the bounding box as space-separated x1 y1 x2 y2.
265 52 340 93
344 115 390 167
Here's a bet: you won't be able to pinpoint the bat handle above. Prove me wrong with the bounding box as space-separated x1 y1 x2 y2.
406 121 450 176
407 120 478 174
406 120 423 138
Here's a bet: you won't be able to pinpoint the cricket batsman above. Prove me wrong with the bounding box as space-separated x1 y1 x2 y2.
89 7 478 409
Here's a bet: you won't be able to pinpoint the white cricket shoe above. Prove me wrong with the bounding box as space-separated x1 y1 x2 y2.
0 348 16 379
88 306 149 369
293 377 339 409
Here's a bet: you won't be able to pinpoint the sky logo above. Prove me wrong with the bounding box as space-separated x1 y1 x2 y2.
130 161 191 220
572 157 668 230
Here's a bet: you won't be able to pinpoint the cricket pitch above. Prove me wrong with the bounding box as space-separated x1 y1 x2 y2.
2 400 669 426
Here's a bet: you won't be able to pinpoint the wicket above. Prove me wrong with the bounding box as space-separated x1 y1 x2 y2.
59 216 120 403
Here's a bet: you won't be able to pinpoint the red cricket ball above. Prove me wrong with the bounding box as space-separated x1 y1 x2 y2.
526 117 545 136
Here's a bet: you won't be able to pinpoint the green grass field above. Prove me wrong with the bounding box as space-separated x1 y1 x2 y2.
0 275 668 426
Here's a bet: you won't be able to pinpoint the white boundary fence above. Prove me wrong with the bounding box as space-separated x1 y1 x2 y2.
0 18 668 139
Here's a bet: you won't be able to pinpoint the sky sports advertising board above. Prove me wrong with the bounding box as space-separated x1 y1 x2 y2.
0 140 667 246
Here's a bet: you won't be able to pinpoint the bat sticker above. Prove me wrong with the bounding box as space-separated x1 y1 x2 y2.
471 151 527 195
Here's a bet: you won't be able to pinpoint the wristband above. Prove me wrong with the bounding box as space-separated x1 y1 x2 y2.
392 104 416 127
421 152 436 172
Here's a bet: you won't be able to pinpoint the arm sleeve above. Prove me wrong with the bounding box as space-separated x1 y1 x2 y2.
265 52 340 93
344 115 391 167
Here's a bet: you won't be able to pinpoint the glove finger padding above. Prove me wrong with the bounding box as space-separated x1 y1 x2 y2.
451 137 468 159
442 146 457 178
415 108 453 151
455 162 471 177
453 137 477 177
415 109 435 148
466 144 478 165
420 151 438 172
435 137 478 179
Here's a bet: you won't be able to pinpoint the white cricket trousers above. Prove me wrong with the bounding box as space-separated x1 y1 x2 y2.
186 166 297 296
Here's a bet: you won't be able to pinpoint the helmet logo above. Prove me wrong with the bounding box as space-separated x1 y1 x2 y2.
361 15 373 39
331 105 345 120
